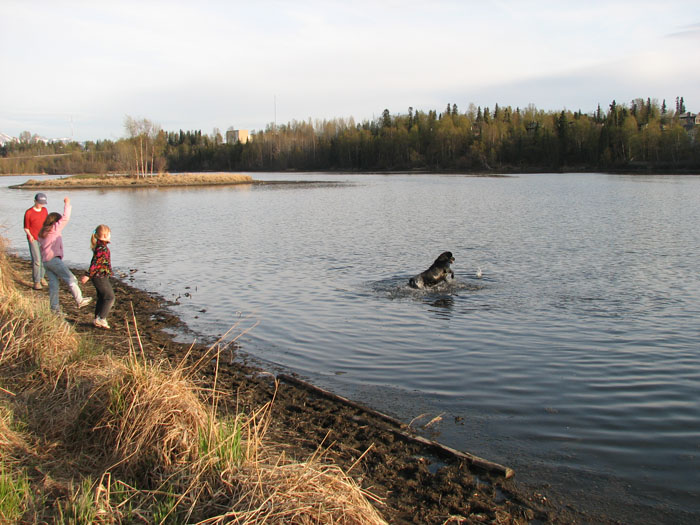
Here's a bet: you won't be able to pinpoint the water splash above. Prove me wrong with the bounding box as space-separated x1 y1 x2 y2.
369 275 485 302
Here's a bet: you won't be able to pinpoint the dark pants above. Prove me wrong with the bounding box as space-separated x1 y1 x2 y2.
92 276 115 320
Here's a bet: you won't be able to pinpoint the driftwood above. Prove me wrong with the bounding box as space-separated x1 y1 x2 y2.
277 373 514 479
387 428 514 479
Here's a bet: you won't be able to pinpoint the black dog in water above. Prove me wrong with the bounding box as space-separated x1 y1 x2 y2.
408 251 455 289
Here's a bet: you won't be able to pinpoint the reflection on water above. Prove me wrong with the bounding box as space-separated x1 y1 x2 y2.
426 295 454 312
2 172 699 524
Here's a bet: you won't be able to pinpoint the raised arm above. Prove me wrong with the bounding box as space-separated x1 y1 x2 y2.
54 197 73 233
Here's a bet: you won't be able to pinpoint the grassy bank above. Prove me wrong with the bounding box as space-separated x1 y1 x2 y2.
10 172 254 189
0 236 384 523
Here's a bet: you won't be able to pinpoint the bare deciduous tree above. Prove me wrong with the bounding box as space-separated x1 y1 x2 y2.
124 116 164 177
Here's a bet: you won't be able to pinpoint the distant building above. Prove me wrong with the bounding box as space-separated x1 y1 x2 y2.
679 112 699 139
679 112 699 130
226 129 249 144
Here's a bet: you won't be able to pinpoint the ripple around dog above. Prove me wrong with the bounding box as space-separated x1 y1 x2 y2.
369 275 486 302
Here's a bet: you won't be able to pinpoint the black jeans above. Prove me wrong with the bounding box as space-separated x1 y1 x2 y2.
92 276 115 319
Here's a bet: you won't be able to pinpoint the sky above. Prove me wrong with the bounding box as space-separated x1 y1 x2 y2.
2 0 699 142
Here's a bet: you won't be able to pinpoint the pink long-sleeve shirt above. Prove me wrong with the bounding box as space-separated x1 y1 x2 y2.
39 201 71 262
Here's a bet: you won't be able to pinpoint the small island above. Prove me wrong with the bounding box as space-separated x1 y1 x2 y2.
10 172 256 189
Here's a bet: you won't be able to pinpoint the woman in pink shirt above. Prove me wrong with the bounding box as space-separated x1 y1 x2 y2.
38 196 92 313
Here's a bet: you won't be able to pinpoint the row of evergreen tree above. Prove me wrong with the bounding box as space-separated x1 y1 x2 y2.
1 97 698 175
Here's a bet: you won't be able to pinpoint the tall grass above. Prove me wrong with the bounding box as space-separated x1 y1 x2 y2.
0 234 386 524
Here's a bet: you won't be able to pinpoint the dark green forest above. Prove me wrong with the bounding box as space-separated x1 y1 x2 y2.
2 98 698 175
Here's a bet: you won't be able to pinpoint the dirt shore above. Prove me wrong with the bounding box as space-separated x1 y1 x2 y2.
9 255 613 524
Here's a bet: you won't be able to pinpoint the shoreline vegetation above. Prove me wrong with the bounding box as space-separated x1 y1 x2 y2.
0 238 599 523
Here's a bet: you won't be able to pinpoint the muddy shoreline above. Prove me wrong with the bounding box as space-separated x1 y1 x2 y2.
9 255 612 524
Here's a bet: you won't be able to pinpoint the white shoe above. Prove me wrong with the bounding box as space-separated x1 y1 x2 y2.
94 317 110 329
78 297 93 308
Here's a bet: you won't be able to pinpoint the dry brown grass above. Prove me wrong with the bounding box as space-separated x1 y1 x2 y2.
90 353 210 472
0 289 79 370
0 238 79 371
214 450 384 524
0 404 30 461
0 233 387 524
18 172 253 188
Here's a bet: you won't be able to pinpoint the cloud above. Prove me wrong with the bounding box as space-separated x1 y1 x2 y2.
666 22 700 39
2 1 699 140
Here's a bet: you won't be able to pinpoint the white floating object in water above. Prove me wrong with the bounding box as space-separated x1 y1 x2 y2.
476 267 483 279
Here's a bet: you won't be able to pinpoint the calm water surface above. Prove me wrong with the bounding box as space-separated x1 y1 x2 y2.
2 172 699 523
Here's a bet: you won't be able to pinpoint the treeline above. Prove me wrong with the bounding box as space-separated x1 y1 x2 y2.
2 98 698 175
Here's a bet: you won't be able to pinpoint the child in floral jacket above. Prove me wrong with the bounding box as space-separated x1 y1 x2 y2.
81 224 115 329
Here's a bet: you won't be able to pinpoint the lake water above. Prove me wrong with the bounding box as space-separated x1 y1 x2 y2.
2 172 699 524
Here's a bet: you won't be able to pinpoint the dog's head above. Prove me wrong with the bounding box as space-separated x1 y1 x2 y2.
434 251 454 266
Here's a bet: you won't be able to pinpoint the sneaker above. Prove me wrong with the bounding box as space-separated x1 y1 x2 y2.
94 317 110 329
33 282 42 290
40 278 48 286
78 297 93 308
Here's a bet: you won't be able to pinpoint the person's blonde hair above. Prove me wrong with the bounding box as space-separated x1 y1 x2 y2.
90 224 111 251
